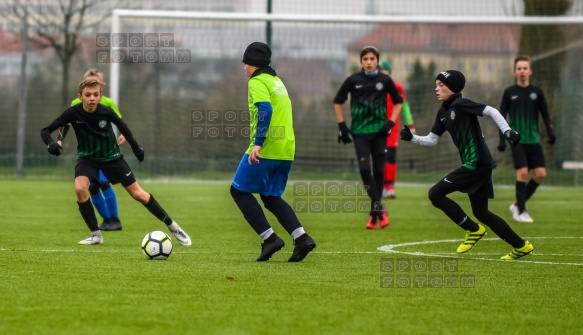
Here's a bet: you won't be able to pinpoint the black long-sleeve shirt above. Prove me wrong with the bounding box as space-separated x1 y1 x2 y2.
430 93 495 170
41 103 139 162
499 84 553 144
334 70 403 134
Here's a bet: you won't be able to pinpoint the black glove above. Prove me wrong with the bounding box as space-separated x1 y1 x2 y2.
504 129 521 146
497 141 506 152
548 132 556 145
47 141 63 156
337 121 352 145
132 145 144 162
400 125 413 141
379 121 395 137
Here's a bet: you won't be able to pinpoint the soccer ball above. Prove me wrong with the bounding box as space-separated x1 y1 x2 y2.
141 231 173 260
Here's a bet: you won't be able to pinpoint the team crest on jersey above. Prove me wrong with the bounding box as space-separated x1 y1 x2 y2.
376 82 384 91
530 92 537 100
450 110 456 120
98 120 107 128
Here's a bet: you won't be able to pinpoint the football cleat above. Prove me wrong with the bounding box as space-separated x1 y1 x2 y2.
382 188 396 199
501 241 534 260
379 209 389 228
79 234 104 245
288 233 316 262
366 215 377 230
509 203 519 215
99 217 122 231
456 224 487 253
170 227 192 246
257 234 285 261
517 212 534 223
509 203 521 222
98 219 109 230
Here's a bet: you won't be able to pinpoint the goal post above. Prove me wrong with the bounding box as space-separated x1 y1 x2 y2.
109 9 583 104
106 9 583 184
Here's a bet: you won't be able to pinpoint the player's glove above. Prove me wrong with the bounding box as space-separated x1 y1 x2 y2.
497 141 506 152
400 125 413 141
132 145 144 162
504 129 521 146
548 131 556 145
337 121 352 145
379 121 395 137
47 141 63 156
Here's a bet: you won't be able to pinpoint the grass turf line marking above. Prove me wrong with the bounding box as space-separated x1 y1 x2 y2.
378 236 583 266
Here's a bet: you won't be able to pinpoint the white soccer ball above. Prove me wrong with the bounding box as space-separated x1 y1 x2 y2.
141 231 173 260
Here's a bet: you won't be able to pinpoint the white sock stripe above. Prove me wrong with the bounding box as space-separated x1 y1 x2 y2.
291 227 305 240
259 228 274 240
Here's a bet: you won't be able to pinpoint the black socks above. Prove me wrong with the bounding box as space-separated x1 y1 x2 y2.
144 194 173 225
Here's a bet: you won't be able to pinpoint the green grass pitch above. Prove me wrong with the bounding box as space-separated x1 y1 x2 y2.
1 179 582 335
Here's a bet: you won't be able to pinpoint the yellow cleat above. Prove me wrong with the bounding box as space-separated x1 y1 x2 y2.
456 224 487 253
501 241 534 260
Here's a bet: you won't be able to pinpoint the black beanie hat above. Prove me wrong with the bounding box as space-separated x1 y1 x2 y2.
242 42 271 68
436 70 466 93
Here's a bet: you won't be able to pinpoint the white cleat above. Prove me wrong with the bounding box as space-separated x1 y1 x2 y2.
509 203 521 222
382 189 396 199
517 212 534 223
79 234 104 245
171 228 192 246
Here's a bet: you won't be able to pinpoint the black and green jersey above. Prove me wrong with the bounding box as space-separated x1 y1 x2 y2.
58 95 122 142
41 103 139 162
430 94 495 170
334 69 403 134
499 84 553 144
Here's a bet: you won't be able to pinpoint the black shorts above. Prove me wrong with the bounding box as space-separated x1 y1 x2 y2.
353 133 387 158
511 143 545 169
433 166 494 199
75 157 136 187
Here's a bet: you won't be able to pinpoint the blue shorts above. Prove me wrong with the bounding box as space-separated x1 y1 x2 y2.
232 154 292 196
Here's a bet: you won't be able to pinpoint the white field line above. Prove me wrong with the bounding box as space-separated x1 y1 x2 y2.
378 236 583 266
2 237 582 266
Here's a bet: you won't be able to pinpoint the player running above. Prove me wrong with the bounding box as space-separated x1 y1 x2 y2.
400 70 533 260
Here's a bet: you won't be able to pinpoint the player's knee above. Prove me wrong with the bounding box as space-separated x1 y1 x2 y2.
230 185 245 201
386 148 397 163
89 183 100 194
516 169 528 181
472 209 491 223
427 186 443 206
358 165 372 176
373 153 386 164
99 181 111 191
260 195 281 211
75 186 89 202
533 170 546 182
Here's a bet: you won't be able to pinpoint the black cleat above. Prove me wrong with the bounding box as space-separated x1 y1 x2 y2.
288 234 316 262
99 217 122 231
98 218 111 230
256 234 285 262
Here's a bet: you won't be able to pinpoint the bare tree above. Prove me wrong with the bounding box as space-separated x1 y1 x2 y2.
8 0 117 108
1 0 129 178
